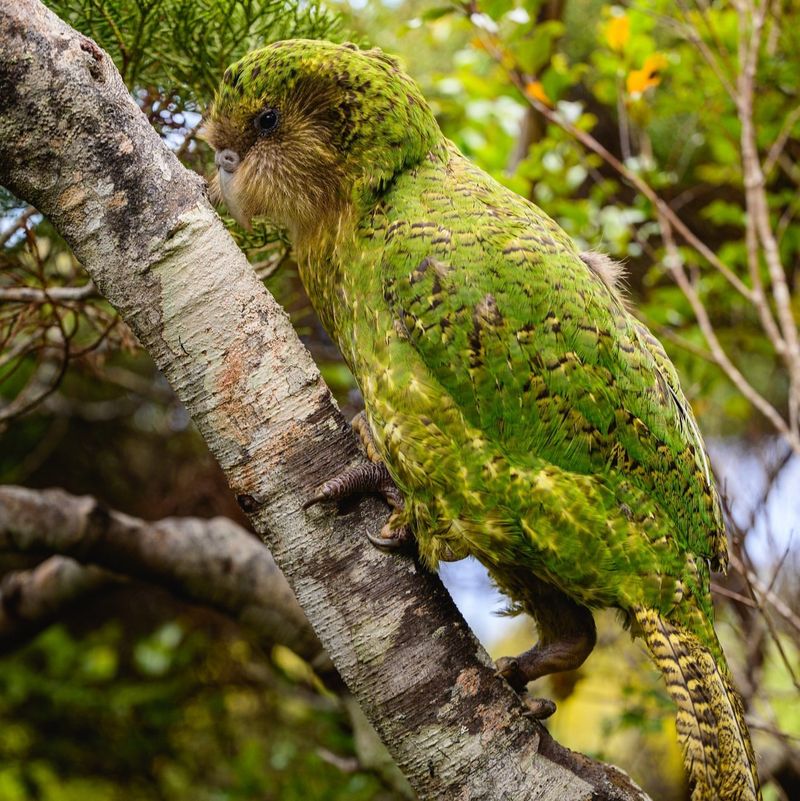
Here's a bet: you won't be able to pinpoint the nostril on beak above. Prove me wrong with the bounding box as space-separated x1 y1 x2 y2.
215 149 240 173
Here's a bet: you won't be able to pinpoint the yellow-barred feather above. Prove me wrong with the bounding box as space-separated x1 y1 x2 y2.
633 607 759 800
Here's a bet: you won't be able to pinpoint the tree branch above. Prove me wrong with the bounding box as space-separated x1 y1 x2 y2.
654 193 800 451
0 488 416 798
735 2 800 434
0 555 113 649
0 485 327 665
0 205 36 247
0 3 649 799
0 282 96 303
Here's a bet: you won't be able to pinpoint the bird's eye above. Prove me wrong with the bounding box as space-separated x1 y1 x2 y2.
255 108 279 135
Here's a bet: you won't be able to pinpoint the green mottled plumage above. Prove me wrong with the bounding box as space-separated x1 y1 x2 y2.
207 40 760 800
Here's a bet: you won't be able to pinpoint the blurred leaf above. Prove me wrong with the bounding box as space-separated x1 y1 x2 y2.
626 53 668 97
604 13 629 53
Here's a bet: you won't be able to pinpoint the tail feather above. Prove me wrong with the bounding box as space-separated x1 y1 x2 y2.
633 606 760 801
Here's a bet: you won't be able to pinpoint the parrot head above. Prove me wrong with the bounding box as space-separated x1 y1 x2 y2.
205 39 441 240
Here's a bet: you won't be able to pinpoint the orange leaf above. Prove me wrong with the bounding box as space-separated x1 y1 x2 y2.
626 53 668 97
604 15 629 53
525 81 552 107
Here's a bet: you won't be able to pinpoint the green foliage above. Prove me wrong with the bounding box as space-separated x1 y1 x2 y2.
50 0 342 99
0 620 389 801
47 0 344 259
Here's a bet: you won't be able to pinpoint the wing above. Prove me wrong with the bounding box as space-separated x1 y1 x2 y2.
379 151 725 565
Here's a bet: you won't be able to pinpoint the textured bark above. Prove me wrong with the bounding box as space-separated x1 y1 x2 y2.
0 486 325 666
0 4 650 799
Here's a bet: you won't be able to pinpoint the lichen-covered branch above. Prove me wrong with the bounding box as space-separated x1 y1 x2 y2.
0 3 648 799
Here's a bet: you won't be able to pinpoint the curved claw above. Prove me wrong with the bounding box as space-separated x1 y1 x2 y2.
522 697 557 720
494 656 528 694
303 442 416 553
367 530 408 550
367 520 413 551
495 658 557 718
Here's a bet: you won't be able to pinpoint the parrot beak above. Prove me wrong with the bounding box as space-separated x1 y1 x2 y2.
215 148 240 173
214 149 252 231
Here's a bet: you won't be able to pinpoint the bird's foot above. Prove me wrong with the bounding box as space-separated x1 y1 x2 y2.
495 657 557 719
305 411 404 510
304 461 403 511
306 466 414 552
303 462 414 551
305 412 415 552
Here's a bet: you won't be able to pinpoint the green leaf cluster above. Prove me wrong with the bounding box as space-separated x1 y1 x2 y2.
0 621 390 800
50 0 342 100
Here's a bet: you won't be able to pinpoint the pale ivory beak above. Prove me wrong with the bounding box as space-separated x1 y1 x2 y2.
215 149 252 231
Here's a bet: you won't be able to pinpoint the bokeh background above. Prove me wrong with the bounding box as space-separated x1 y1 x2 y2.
1 1 798 799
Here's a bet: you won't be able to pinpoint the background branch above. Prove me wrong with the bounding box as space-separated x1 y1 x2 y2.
0 556 112 651
0 485 327 667
0 486 415 798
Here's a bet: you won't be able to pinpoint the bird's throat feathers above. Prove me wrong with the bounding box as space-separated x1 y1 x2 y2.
207 40 443 247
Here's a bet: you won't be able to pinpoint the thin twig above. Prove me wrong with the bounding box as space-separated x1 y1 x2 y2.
746 720 800 744
763 104 800 177
657 209 799 451
175 119 203 159
730 552 800 688
0 206 36 248
711 583 758 609
729 553 800 638
0 282 96 303
89 0 129 77
688 0 737 76
674 0 737 101
740 443 794 534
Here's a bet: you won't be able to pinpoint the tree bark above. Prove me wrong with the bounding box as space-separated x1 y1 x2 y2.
0 3 649 799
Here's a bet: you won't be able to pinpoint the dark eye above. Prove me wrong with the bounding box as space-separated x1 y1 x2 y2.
255 108 279 134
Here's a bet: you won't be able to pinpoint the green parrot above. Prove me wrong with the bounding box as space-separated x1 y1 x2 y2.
206 39 760 800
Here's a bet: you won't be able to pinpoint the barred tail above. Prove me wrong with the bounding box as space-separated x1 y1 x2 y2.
633 607 760 801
